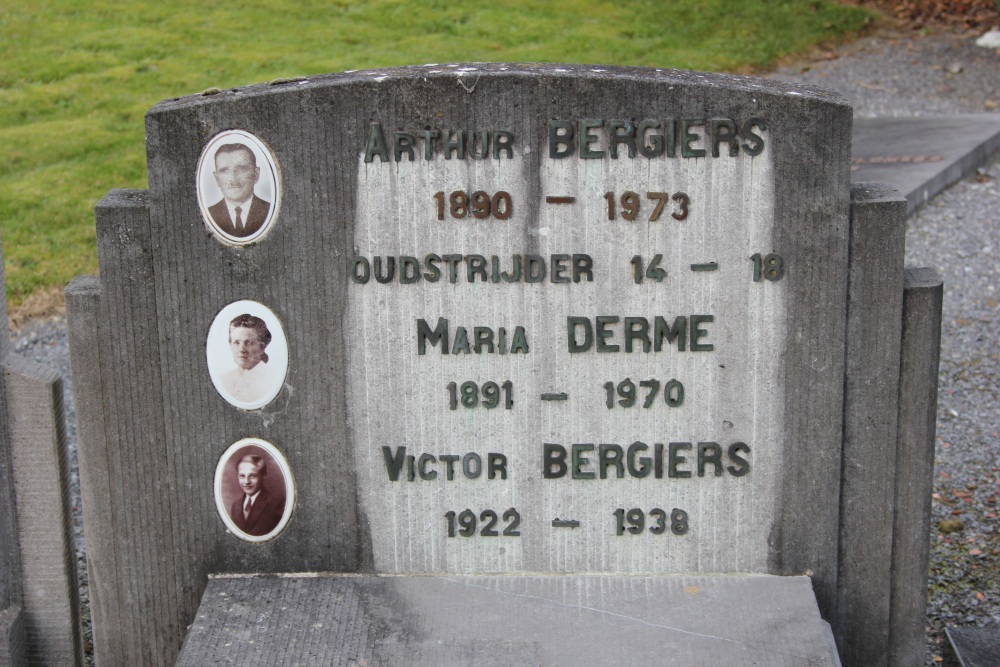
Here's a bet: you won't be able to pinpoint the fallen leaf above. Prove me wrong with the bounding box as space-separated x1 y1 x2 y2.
940 519 964 533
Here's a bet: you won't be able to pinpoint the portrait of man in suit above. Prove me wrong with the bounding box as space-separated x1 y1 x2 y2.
228 450 285 537
197 130 280 245
207 143 272 238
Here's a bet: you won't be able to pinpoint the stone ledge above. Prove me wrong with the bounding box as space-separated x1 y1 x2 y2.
851 115 1000 216
178 573 840 666
0 605 26 667
947 627 1000 667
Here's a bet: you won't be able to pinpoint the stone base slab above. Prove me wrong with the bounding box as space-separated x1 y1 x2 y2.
947 627 1000 667
851 114 1000 215
0 605 26 667
178 573 840 666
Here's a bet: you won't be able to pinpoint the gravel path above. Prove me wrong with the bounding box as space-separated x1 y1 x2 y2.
8 28 999 667
771 30 1000 117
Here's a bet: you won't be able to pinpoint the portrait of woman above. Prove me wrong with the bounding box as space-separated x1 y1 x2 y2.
206 300 288 410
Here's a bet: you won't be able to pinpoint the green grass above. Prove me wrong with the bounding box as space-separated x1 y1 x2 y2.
0 0 873 306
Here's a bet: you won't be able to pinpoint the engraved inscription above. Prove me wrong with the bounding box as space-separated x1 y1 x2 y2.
348 101 779 574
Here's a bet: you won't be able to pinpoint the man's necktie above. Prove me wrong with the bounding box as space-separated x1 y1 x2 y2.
243 497 252 520
234 206 243 230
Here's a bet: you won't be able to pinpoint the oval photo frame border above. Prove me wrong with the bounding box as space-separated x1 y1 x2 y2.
206 299 289 411
214 437 296 543
196 129 282 247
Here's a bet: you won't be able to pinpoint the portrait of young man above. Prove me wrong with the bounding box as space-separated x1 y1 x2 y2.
227 449 285 538
214 439 295 542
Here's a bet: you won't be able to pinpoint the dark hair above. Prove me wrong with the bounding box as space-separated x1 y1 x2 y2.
229 314 271 363
214 143 257 168
235 452 268 477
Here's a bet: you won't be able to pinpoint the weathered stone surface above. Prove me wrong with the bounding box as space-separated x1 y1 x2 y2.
0 605 26 667
178 574 841 666
64 275 116 665
143 63 851 585
851 115 1000 215
0 234 24 667
66 192 178 667
4 356 82 666
1 235 80 665
836 184 907 667
947 627 1000 667
889 268 943 667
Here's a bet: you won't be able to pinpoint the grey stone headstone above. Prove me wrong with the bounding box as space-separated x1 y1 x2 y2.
889 267 943 667
0 235 15 615
0 234 26 667
64 63 941 666
0 233 83 666
837 183 907 666
3 355 82 666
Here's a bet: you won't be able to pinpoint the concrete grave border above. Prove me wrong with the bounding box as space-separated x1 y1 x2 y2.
0 234 83 667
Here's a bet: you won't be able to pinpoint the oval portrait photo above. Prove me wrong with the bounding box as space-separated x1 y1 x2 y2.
206 300 288 410
214 438 295 542
196 129 281 246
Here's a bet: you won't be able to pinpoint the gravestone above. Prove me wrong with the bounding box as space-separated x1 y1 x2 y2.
65 63 942 666
0 235 82 667
0 236 25 667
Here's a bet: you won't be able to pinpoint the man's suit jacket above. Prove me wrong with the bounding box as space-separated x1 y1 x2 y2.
229 487 284 536
208 195 271 238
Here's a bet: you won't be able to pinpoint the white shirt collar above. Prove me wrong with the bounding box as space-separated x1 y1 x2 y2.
226 196 254 229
